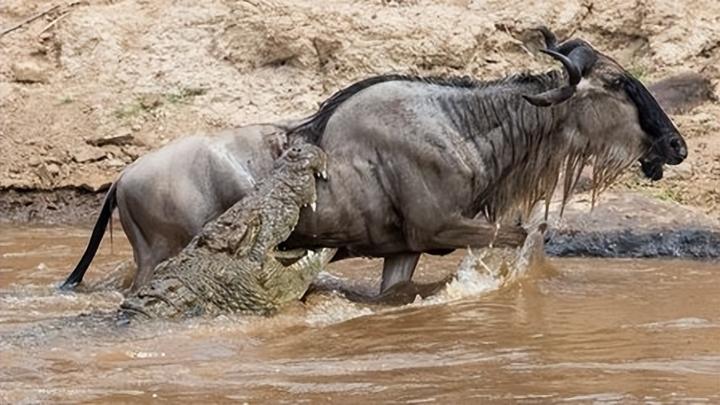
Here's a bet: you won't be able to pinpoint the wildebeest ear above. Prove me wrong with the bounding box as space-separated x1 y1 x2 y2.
523 85 576 107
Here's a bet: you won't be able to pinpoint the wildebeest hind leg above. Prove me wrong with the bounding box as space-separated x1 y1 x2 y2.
433 217 527 249
380 253 421 293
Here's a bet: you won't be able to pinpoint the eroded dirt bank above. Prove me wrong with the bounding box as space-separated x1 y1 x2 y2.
1 0 719 256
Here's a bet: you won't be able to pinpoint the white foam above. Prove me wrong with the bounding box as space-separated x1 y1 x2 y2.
426 251 504 304
304 294 374 327
635 317 717 330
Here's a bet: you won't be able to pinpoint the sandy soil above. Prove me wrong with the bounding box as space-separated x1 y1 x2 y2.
1 0 718 220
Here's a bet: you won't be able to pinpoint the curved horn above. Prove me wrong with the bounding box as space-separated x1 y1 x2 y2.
522 33 597 107
566 46 598 76
556 39 589 55
522 50 581 107
539 49 581 86
523 39 597 107
522 85 576 107
535 26 558 50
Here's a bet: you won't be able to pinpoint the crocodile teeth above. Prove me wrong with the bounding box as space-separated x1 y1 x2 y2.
315 170 328 180
310 202 317 212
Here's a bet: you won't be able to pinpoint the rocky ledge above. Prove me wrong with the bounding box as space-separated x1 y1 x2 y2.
544 192 720 259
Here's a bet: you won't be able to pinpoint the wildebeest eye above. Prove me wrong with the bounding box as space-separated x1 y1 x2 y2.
605 77 623 90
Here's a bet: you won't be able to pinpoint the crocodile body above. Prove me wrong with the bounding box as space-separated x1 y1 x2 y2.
119 143 335 320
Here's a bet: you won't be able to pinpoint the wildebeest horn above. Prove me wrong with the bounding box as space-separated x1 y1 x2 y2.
565 45 598 76
523 29 598 107
522 85 577 107
523 49 581 106
540 49 582 85
535 26 558 50
556 39 588 55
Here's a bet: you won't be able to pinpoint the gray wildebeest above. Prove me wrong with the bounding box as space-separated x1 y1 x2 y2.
62 27 687 294
62 123 292 290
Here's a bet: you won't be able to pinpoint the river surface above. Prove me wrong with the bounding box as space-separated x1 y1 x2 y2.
1 224 719 403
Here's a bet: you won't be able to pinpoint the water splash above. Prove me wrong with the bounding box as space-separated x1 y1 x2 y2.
427 228 546 304
304 272 375 326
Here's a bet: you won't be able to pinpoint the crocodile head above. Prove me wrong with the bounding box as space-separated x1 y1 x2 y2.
276 143 328 209
281 143 328 178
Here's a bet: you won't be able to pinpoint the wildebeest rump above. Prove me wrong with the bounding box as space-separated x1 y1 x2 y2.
119 143 336 320
62 28 687 293
62 123 292 290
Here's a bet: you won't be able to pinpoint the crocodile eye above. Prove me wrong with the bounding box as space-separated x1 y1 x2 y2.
285 147 302 160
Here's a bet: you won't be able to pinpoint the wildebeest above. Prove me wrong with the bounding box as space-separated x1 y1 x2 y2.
62 27 687 294
63 123 292 290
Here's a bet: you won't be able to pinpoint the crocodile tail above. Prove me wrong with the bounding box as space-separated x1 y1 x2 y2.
60 182 118 289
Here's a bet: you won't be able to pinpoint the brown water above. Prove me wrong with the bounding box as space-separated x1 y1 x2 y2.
1 224 719 403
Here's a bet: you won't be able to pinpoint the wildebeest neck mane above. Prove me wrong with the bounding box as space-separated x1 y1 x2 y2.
289 72 553 142
470 84 642 223
292 71 642 224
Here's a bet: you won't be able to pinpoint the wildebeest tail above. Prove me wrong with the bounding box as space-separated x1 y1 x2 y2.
60 182 118 289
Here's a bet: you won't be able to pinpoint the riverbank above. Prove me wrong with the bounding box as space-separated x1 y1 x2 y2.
2 0 719 258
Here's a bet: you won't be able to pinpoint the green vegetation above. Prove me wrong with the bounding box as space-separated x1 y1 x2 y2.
57 96 74 105
652 187 683 204
165 87 207 104
617 173 683 204
113 87 208 120
627 66 649 84
113 101 147 120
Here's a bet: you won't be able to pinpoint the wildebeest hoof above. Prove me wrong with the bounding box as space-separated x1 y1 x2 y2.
57 280 79 292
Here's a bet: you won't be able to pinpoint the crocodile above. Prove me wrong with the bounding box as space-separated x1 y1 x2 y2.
119 142 336 320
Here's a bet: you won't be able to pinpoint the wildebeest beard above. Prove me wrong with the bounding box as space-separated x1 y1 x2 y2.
457 72 645 224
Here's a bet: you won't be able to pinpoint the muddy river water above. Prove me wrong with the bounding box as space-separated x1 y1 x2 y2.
1 224 719 403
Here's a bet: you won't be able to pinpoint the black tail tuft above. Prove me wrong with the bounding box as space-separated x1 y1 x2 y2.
60 183 118 290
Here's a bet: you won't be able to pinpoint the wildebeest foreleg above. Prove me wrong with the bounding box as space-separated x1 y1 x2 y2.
432 217 527 249
380 253 421 292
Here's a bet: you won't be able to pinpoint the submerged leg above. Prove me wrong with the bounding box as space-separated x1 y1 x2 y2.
380 253 421 293
347 275 453 306
129 253 166 293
